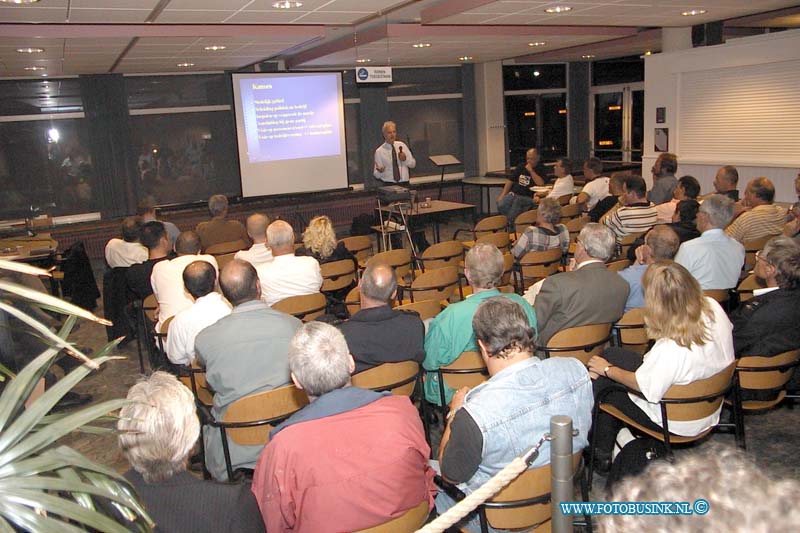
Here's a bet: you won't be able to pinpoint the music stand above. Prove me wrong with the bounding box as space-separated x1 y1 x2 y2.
429 154 461 200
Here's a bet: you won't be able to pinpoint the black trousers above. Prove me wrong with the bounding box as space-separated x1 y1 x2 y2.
592 347 664 457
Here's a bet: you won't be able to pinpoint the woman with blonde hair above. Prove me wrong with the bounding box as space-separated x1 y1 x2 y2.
296 215 354 264
587 261 734 473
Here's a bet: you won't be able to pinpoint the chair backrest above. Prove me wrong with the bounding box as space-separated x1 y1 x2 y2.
736 349 800 409
367 248 413 281
223 385 309 446
513 209 538 237
735 273 766 303
484 451 583 530
406 266 460 303
216 251 238 271
618 231 644 259
320 259 357 292
341 235 373 263
394 299 443 320
742 234 775 272
703 289 730 304
613 308 649 354
474 215 508 238
544 323 613 365
345 286 361 316
142 294 158 323
179 361 213 407
354 500 429 533
351 361 420 396
476 231 511 253
501 252 515 287
559 202 581 222
419 240 464 271
159 315 174 336
272 293 327 322
662 362 736 422
440 351 489 391
556 193 573 206
517 248 562 290
605 258 631 273
205 239 248 256
565 216 589 243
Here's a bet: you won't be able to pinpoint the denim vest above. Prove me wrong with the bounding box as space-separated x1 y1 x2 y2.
460 356 594 494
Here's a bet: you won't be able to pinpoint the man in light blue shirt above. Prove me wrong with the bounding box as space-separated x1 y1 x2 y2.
675 194 745 290
618 225 680 311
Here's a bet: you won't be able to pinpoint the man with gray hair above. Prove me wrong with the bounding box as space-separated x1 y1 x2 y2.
534 223 629 346
119 371 264 532
195 194 249 250
338 262 425 373
373 120 415 184
618 225 681 311
423 243 537 406
195 259 302 480
251 322 434 533
256 220 322 306
675 194 745 289
235 212 273 267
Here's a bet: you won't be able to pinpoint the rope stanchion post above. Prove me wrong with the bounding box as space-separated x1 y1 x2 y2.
550 415 574 533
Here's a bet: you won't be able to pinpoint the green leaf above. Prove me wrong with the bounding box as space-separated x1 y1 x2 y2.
0 347 60 433
0 362 14 381
44 446 128 482
84 470 154 527
0 499 88 533
1 490 131 533
0 515 14 533
56 464 94 510
0 258 51 278
0 279 112 326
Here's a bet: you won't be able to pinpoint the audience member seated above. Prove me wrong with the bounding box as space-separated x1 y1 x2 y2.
118 372 264 533
138 194 180 247
256 220 322 307
151 231 218 335
126 221 174 300
436 297 592 532
784 172 800 238
105 216 147 268
510 197 569 259
251 322 434 533
604 175 658 241
712 165 740 202
587 261 734 473
338 262 424 373
655 175 700 223
675 195 744 290
533 223 629 346
618 225 680 311
424 243 537 406
195 259 302 481
573 157 610 213
731 236 800 359
666 199 701 244
534 156 574 203
166 261 231 367
234 213 273 268
647 152 678 205
601 445 800 532
195 194 249 250
726 177 787 243
497 147 547 224
588 172 624 222
295 215 355 264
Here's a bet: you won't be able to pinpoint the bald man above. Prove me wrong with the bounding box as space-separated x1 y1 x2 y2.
255 220 322 307
234 213 273 267
195 259 301 480
338 263 425 373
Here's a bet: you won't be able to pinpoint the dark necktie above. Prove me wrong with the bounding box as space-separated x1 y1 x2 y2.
391 144 401 182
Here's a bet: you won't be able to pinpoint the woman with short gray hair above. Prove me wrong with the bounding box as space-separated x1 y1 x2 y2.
118 372 264 533
510 197 569 259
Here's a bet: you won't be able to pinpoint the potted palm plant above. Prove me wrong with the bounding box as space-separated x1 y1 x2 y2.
0 258 153 532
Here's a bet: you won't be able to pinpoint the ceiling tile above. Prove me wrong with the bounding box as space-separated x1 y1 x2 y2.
68 9 151 23
222 10 305 24
156 10 237 23
0 7 67 23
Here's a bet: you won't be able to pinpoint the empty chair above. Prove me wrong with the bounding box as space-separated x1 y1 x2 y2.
351 360 421 397
394 298 443 321
539 323 612 365
735 349 800 411
272 293 327 322
617 231 644 260
565 215 590 244
415 240 463 273
320 258 357 293
454 214 508 244
341 235 373 264
511 209 538 240
437 351 489 420
559 202 581 222
364 248 413 283
205 239 249 256
399 266 461 304
473 231 511 253
515 248 562 291
345 286 361 316
612 308 650 355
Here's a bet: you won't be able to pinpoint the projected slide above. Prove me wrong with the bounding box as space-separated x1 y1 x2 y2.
232 72 348 198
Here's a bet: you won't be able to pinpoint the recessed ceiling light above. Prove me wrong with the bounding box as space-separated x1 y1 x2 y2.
17 47 44 54
355 58 371 63
581 54 595 59
412 43 431 48
204 45 226 51
545 6 572 14
272 1 302 8
177 62 195 67
681 9 707 16
0 0 42 4
644 50 652 56
528 42 546 47
24 66 46 71
533 70 541 77
458 56 473 61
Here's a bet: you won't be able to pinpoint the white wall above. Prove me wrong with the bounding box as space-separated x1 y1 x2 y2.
474 61 507 176
643 29 800 202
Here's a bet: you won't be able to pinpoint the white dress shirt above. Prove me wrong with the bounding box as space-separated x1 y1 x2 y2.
150 254 219 331
166 291 232 366
234 243 273 268
373 141 415 183
104 239 147 268
548 174 575 200
675 229 745 290
256 254 323 307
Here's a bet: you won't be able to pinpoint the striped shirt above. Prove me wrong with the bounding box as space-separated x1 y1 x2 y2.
511 224 570 259
725 204 787 243
604 202 658 240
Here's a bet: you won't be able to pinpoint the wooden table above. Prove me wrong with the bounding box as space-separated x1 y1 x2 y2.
376 199 476 247
461 177 508 215
0 234 58 263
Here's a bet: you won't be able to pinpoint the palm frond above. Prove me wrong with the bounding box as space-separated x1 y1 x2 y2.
0 259 51 278
0 279 111 326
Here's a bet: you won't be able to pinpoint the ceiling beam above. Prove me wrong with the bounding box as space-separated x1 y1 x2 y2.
512 28 661 63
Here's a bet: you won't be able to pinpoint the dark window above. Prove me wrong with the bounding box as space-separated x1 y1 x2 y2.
591 56 644 86
126 74 230 110
505 93 567 165
388 98 463 176
594 92 623 161
503 64 566 91
0 79 83 115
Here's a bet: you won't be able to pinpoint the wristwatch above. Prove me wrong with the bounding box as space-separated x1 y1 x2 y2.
603 364 614 378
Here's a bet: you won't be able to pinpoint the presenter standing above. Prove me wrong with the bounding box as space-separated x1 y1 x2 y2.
374 121 415 184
